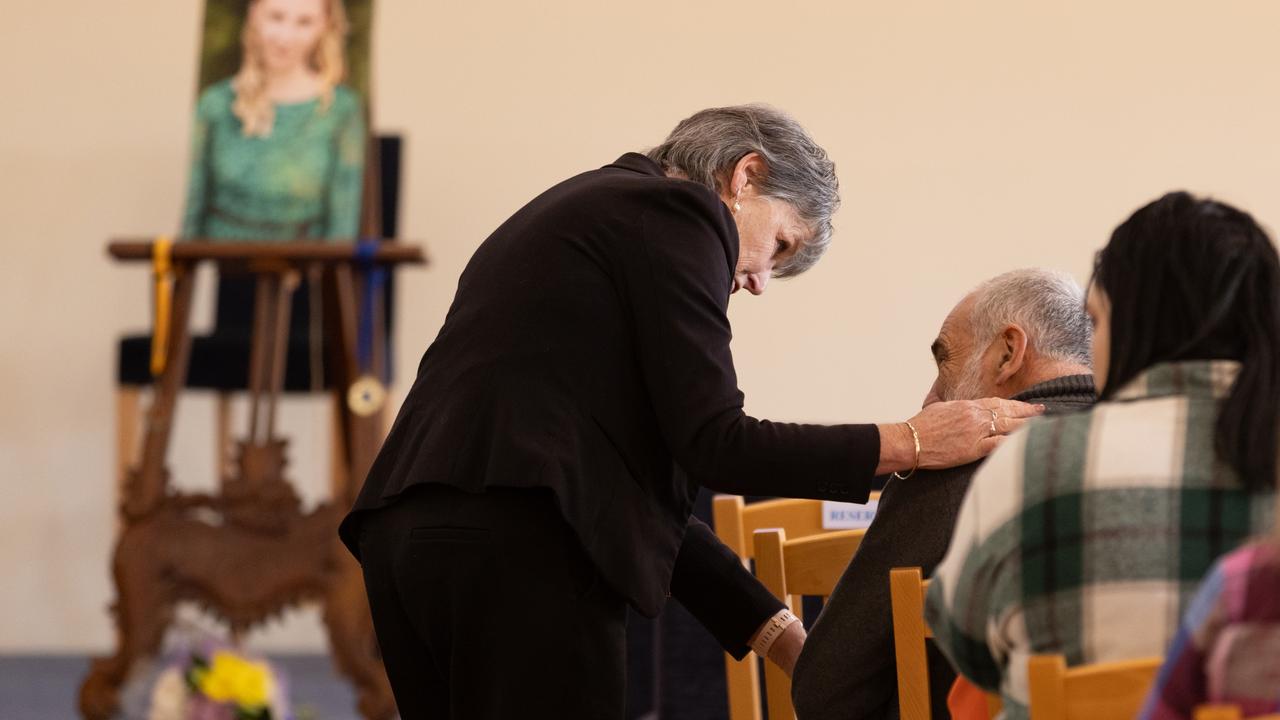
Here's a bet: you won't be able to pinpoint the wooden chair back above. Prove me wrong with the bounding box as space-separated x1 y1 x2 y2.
890 567 935 720
712 495 828 561
1027 654 1162 720
889 567 1001 720
711 494 876 720
1195 706 1280 720
754 527 867 720
711 496 818 720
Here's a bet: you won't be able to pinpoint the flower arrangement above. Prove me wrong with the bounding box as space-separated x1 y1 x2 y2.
146 645 291 720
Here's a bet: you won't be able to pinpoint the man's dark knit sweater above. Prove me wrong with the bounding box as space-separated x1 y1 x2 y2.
791 375 1097 720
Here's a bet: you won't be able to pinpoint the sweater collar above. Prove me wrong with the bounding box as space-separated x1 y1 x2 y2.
1012 374 1098 407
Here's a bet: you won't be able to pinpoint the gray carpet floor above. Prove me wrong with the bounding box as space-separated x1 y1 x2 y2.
0 655 362 720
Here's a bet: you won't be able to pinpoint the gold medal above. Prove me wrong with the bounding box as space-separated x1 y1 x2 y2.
347 374 387 417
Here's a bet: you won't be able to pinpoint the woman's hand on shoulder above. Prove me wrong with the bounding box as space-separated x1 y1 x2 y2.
912 398 1043 469
878 398 1044 475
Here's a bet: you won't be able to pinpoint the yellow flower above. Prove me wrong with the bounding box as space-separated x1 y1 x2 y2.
197 651 274 708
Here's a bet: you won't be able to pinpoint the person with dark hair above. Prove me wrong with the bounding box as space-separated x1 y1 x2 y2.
339 105 1042 719
925 191 1280 718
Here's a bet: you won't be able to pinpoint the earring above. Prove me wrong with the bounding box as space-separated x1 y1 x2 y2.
733 190 742 214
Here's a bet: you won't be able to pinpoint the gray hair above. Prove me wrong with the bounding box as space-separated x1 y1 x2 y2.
646 104 839 278
968 268 1093 366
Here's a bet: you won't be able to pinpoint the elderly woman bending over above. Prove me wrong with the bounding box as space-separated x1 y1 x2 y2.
340 105 1040 719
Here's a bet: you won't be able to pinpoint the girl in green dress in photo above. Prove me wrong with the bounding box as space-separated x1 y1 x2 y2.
183 0 365 242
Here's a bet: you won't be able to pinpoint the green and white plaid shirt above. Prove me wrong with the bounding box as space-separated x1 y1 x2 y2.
925 360 1274 718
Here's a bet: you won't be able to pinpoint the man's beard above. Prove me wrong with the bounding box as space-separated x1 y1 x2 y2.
941 351 988 402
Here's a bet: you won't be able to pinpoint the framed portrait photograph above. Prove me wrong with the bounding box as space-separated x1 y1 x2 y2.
184 0 375 242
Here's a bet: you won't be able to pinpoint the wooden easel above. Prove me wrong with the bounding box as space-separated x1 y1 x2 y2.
80 240 425 720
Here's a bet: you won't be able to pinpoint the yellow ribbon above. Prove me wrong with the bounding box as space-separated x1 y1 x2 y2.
150 236 173 376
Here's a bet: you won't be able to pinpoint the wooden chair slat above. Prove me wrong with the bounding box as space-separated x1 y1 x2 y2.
890 567 933 720
710 493 878 720
1028 654 1161 720
1195 708 1280 720
755 527 867 720
754 528 794 720
779 530 865 596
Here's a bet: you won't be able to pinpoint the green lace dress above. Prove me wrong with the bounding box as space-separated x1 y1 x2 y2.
181 79 365 241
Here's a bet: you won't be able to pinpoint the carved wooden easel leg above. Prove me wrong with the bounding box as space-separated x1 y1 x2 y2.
124 267 199 519
215 393 232 480
228 270 293 499
115 387 142 519
319 263 395 719
329 394 350 499
81 267 197 720
263 272 296 442
245 273 276 446
330 266 386 503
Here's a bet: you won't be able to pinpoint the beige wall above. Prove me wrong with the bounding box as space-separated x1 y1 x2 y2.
3 0 1279 651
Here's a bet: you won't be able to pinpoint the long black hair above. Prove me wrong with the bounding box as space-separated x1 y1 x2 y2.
1093 191 1280 489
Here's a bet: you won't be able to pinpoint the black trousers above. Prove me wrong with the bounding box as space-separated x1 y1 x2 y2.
358 484 628 719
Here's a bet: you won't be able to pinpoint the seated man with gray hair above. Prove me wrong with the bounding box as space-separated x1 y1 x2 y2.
791 268 1097 720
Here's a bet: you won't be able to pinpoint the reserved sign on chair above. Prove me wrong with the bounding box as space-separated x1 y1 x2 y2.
821 499 879 529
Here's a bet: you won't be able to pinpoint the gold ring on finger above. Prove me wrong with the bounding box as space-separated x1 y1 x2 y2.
988 409 999 435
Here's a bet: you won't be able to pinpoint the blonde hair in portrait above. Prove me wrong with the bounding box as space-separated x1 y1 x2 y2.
232 0 350 137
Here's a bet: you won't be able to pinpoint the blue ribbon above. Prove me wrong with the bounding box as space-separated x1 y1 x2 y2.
354 238 387 376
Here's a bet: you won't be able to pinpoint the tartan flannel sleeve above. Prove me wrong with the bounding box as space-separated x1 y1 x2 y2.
924 435 1028 692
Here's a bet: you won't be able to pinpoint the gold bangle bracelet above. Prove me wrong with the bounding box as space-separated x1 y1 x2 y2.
890 420 920 480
